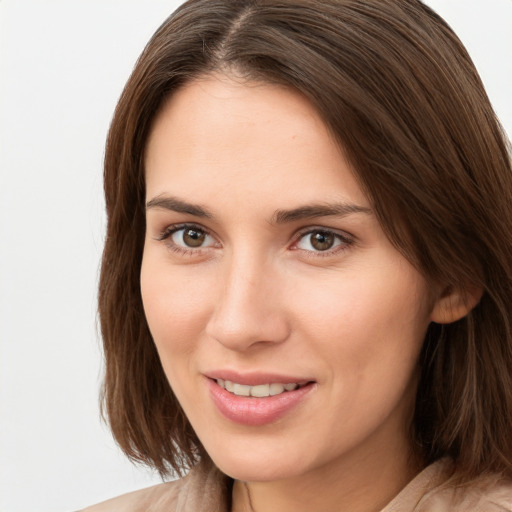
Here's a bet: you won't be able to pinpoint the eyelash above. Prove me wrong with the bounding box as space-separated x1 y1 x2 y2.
156 223 217 257
292 226 354 258
155 223 354 258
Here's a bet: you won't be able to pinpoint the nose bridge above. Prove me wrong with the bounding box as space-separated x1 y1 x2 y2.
205 245 289 350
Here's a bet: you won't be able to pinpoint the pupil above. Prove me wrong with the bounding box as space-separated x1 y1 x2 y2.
311 231 334 251
183 229 205 247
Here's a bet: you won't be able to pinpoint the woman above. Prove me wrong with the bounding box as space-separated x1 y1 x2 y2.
84 0 512 510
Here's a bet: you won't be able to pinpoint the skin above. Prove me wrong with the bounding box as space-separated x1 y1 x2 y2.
141 74 468 512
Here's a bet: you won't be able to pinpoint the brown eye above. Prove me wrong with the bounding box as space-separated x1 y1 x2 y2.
169 226 214 249
310 231 334 251
296 229 349 253
182 228 206 247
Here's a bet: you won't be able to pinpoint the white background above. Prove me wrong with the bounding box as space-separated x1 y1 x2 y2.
0 1 510 511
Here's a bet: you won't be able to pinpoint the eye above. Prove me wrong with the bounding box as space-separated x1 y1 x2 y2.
170 226 216 248
155 223 219 255
295 229 351 253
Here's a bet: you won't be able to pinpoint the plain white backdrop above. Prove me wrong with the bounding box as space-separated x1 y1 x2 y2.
0 1 510 511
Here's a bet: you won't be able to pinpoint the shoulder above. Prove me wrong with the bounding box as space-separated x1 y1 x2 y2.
420 475 512 512
384 459 512 512
78 462 231 512
79 479 185 512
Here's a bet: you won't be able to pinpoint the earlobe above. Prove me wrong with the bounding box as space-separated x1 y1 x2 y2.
431 285 483 324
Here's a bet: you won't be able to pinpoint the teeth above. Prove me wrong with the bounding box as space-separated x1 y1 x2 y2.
233 383 251 396
250 384 270 397
216 379 301 397
269 383 285 395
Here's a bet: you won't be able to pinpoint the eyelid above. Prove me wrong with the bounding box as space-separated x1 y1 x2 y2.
290 226 355 254
156 222 211 241
155 222 221 255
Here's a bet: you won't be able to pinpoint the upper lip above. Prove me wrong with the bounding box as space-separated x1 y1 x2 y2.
203 369 315 386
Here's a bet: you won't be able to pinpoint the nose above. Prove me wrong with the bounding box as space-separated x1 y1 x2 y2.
205 252 291 352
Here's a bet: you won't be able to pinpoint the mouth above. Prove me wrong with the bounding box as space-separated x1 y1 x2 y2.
215 379 309 398
205 374 316 426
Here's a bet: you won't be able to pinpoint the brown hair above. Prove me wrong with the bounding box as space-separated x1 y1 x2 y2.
99 0 512 480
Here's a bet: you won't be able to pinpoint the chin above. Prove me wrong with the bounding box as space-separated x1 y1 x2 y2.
217 461 297 483
206 444 310 483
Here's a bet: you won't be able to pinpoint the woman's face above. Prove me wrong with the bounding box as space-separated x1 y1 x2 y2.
141 75 436 483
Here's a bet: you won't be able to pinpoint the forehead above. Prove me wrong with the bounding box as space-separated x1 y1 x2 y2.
144 74 369 212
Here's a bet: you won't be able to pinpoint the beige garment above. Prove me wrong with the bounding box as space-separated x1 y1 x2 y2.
80 463 231 512
80 459 512 512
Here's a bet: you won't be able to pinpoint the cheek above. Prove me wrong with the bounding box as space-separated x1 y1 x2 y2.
288 262 432 374
140 253 216 358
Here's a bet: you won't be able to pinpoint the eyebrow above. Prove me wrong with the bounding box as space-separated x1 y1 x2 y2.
271 203 373 224
146 195 372 223
146 195 212 218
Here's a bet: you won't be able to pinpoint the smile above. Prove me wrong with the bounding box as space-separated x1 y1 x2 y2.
207 376 316 426
216 379 303 397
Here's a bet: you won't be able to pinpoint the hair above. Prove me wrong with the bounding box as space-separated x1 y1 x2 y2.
99 0 512 481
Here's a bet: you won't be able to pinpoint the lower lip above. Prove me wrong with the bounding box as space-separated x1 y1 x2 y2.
206 378 315 426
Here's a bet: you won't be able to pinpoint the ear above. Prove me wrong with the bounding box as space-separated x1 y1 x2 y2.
431 285 483 324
